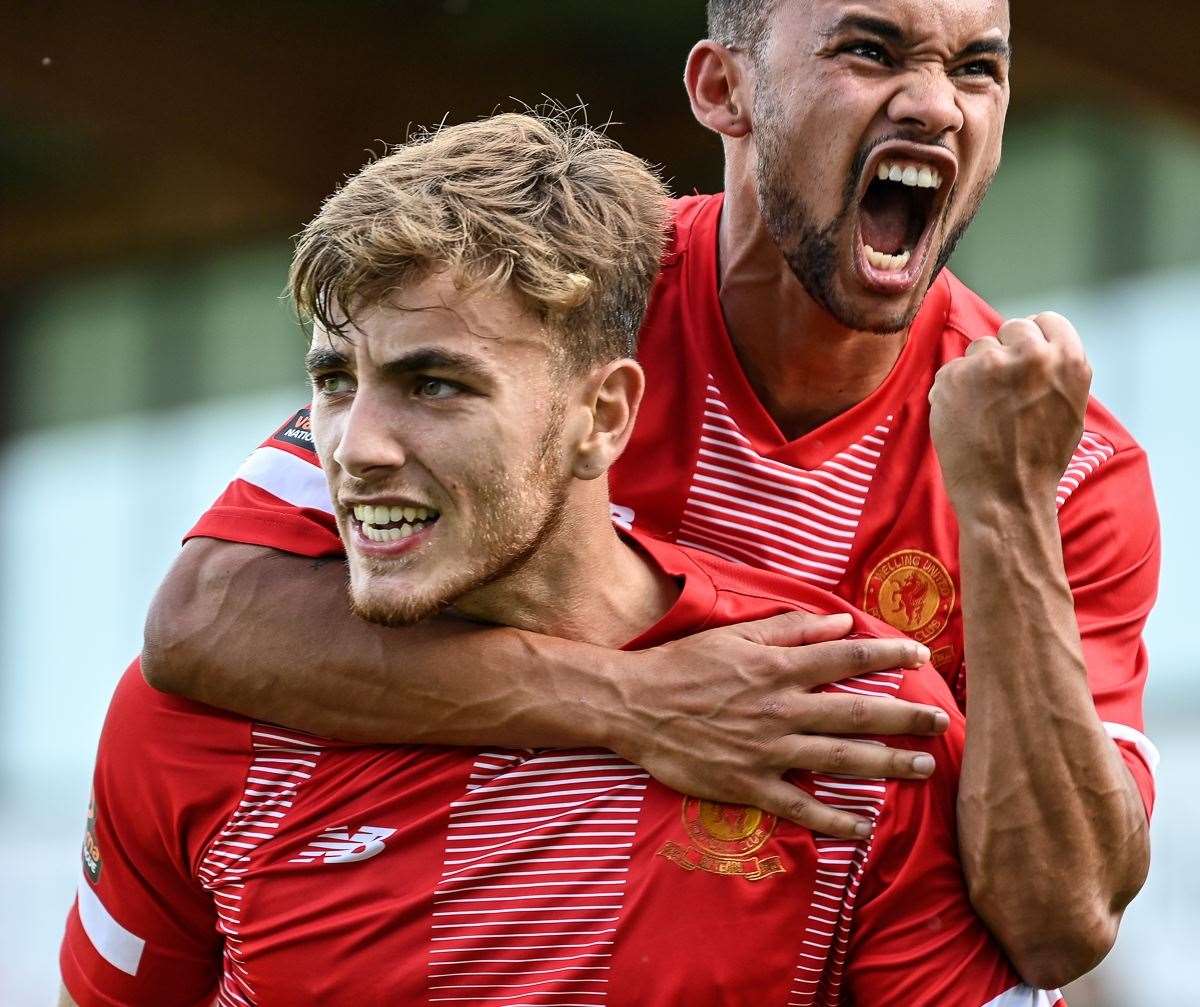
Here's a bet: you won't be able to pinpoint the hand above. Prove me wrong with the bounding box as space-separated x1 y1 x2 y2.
607 610 949 839
929 311 1092 517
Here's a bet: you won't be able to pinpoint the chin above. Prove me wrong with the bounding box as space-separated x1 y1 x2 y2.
349 585 445 628
826 267 933 336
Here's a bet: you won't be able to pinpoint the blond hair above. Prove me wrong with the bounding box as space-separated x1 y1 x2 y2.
289 110 671 369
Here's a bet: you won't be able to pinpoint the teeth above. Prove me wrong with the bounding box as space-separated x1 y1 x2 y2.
863 244 912 272
351 501 441 533
875 160 943 190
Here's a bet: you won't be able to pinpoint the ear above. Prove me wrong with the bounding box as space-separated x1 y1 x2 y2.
684 40 752 139
569 359 645 481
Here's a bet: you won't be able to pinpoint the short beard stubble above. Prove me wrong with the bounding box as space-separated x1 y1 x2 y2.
347 396 572 629
752 89 995 334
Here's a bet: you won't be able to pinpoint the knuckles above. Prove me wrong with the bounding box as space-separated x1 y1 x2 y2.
848 696 870 730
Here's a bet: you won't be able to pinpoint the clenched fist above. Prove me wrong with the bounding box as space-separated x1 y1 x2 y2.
929 311 1092 517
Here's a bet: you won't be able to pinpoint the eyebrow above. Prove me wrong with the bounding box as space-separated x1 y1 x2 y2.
956 37 1012 62
379 347 495 383
304 345 349 374
304 344 496 383
822 13 1012 62
821 14 906 45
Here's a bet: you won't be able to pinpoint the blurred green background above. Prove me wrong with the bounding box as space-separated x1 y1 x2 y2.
1 2 1197 1003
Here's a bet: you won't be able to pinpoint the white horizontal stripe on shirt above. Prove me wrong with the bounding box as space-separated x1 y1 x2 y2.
1104 721 1161 776
76 873 145 976
235 445 332 514
982 984 1063 1006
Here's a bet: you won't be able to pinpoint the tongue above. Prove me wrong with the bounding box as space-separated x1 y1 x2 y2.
860 186 911 254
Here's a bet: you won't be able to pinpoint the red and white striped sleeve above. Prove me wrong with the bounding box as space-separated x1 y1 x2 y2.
1055 432 1161 817
60 663 241 1006
184 406 344 558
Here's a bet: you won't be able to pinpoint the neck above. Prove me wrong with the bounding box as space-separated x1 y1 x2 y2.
452 483 678 648
718 165 908 440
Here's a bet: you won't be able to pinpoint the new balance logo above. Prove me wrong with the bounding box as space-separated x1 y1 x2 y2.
290 825 397 865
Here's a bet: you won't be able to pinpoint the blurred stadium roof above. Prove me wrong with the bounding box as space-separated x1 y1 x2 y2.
3 0 1197 290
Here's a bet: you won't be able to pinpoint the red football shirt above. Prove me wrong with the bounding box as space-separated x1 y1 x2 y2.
186 193 1160 812
62 533 1059 1007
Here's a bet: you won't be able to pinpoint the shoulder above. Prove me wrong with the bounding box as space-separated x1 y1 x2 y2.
938 269 1004 345
656 194 720 272
935 271 1145 456
101 661 255 803
108 660 249 743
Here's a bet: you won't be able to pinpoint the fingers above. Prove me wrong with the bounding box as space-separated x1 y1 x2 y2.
1028 310 1083 352
791 693 949 736
732 609 853 647
994 318 1045 348
963 334 1002 355
777 635 930 687
997 312 1085 357
776 735 935 782
754 779 877 839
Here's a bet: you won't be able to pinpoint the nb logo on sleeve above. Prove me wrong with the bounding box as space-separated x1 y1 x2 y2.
290 825 397 865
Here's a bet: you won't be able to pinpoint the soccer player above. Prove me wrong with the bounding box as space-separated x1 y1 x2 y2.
141 0 1157 986
61 111 1057 1007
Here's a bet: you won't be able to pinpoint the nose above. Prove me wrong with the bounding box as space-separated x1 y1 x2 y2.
887 66 964 139
331 389 407 479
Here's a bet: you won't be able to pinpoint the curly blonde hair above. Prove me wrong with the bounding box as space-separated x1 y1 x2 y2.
289 109 671 370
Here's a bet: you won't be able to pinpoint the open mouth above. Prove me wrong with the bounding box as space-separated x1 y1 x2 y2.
351 502 441 543
854 145 956 292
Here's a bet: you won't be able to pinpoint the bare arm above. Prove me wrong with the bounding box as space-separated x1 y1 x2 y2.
931 313 1150 987
143 537 946 838
57 985 77 1007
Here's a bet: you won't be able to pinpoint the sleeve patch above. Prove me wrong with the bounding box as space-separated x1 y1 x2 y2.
1056 431 1115 510
82 791 102 884
270 406 317 455
76 873 146 976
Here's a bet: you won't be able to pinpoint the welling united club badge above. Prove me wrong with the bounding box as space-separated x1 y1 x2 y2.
658 798 786 881
863 548 955 644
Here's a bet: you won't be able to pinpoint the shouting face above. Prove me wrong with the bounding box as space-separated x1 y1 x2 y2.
748 0 1010 332
306 272 574 627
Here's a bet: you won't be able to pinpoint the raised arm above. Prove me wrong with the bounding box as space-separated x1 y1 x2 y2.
930 313 1154 987
143 536 946 839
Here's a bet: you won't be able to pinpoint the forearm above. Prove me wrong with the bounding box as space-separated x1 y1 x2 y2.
142 539 620 746
955 501 1148 987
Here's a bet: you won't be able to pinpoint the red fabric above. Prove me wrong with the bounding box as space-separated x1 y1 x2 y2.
62 534 1037 1006
183 193 1159 814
